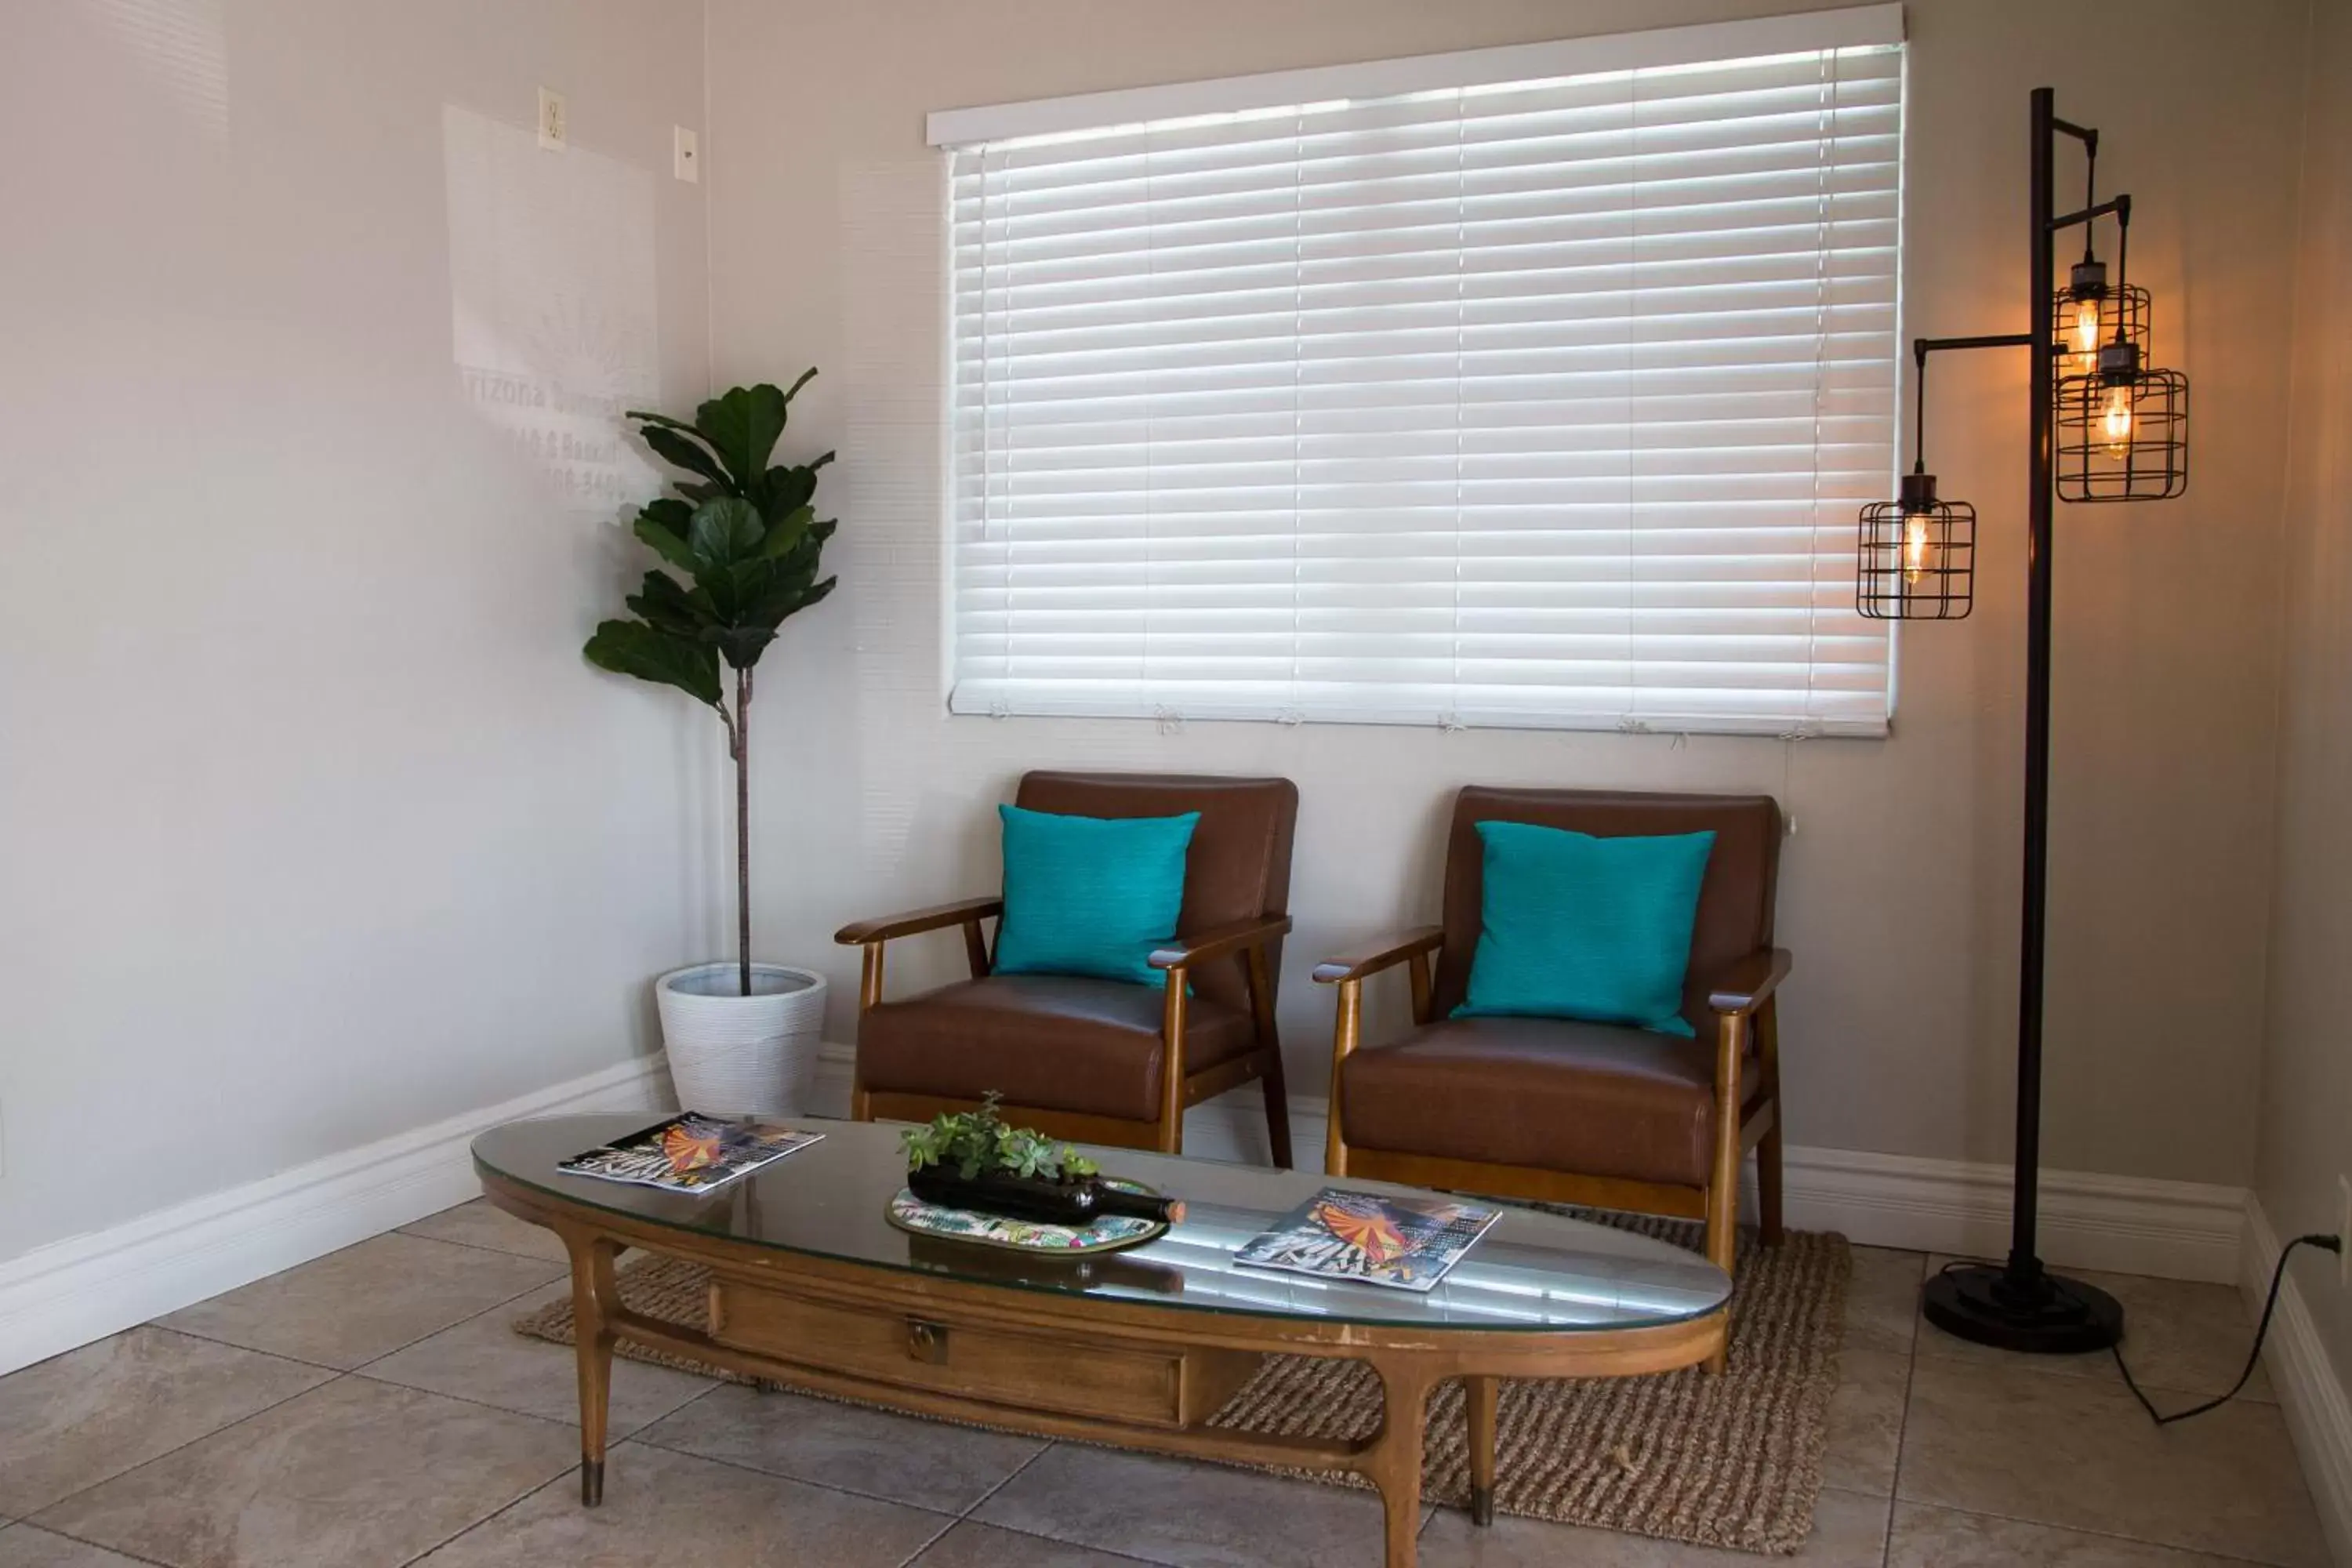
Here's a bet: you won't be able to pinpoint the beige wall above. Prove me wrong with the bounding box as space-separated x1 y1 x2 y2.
2258 0 2352 1393
0 0 711 1260
702 0 2308 1185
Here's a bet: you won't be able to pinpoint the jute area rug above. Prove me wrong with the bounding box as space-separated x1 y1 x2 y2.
514 1213 1847 1555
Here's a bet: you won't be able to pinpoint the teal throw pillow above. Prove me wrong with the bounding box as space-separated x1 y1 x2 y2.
1454 821 1716 1037
992 804 1200 987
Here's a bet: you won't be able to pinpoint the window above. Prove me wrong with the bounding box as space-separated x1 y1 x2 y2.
936 7 1904 735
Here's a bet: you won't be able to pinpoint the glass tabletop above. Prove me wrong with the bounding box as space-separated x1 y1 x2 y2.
474 1114 1731 1334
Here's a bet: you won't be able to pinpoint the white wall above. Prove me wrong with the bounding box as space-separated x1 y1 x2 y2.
0 0 714 1261
2257 0 2352 1403
0 0 2324 1279
703 0 2309 1187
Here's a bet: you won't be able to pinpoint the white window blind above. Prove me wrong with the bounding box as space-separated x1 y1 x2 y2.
942 10 1904 735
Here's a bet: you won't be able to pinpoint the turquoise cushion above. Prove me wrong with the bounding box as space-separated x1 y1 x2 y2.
1454 821 1716 1037
992 804 1200 987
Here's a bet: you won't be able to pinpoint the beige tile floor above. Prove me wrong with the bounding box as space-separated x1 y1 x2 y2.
0 1205 2327 1568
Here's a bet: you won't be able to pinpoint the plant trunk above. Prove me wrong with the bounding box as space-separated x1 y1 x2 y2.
733 666 751 998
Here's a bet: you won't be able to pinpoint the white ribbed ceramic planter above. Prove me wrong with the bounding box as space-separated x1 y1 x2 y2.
655 963 827 1117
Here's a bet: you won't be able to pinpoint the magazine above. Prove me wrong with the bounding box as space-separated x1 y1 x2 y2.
557 1113 823 1196
1232 1187 1499 1293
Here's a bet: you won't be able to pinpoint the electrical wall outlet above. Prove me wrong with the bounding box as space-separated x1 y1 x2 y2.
673 125 699 183
537 86 567 151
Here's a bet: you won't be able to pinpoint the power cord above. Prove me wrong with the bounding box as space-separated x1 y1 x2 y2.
2110 1232 2341 1426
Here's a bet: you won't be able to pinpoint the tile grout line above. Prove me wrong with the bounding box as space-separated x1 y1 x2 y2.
610 1432 969 1523
341 1370 598 1436
17 1369 353 1542
9 1519 182 1568
1889 1497 2306 1568
22 1266 579 1551
1909 1345 2281 1406
343 1269 578 1374
905 1512 1173 1568
892 1512 962 1568
391 1463 581 1568
1896 1269 2304 1568
1881 1255 1924 1568
956 1437 1054 1520
150 1250 568 1381
390 1225 572 1267
131 1320 352 1375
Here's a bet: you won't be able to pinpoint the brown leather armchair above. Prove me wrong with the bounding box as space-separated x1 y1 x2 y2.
837 771 1299 1163
1316 788 1788 1346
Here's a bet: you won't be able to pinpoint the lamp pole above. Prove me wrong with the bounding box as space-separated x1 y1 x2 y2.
1919 87 2125 1352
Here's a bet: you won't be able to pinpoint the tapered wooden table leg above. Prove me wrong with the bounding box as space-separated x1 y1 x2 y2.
1367 1359 1432 1568
565 1232 619 1506
1465 1375 1498 1526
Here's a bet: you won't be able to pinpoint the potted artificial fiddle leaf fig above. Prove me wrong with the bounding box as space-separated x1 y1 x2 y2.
585 372 837 1116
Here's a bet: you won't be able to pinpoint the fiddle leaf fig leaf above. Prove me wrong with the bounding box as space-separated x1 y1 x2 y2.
695 383 790 486
688 496 765 568
583 619 722 709
761 464 818 519
623 571 709 639
637 424 731 490
633 510 699 574
601 378 837 686
758 504 815 560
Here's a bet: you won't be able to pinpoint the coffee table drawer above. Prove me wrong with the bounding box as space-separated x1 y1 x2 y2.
708 1277 1256 1430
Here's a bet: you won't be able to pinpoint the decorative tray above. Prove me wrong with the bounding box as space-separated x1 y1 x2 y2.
884 1178 1168 1255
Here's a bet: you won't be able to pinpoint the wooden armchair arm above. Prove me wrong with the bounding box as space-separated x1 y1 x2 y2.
1704 948 1792 1015
833 896 1003 947
1149 914 1292 971
1310 926 1444 985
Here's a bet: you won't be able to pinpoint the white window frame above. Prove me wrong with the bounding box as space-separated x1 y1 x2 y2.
935 4 1907 737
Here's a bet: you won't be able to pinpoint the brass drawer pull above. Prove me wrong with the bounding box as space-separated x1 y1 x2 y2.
907 1319 949 1363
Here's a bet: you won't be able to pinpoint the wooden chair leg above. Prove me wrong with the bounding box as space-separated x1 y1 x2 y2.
1246 946 1292 1169
852 942 884 1123
1326 978 1362 1178
1257 1056 1293 1170
1703 1179 1736 1375
1158 971 1189 1154
1704 1012 1744 1376
1756 999 1785 1246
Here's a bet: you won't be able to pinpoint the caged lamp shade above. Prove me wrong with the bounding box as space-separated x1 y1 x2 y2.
2055 339 2188 503
2053 256 2150 382
1858 469 1976 621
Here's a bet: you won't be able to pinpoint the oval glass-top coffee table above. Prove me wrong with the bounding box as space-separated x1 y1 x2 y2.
475 1114 1731 1568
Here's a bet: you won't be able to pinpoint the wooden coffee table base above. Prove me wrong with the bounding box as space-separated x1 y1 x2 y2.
488 1181 1726 1568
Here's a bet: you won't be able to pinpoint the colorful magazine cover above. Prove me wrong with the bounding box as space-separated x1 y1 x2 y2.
1232 1187 1499 1293
557 1113 822 1196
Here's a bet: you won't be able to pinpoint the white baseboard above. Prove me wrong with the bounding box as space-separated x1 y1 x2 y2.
0 1054 675 1377
2 1041 2249 1381
811 1044 2246 1283
1777 1145 2247 1283
2245 1200 2352 1566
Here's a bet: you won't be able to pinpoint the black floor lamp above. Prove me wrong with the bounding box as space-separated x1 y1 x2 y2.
1857 88 2190 1354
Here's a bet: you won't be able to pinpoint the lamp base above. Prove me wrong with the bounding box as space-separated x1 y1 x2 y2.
1922 1261 2123 1355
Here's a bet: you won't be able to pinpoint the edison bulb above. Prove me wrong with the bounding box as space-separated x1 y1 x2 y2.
2063 297 2103 378
2100 384 2135 456
2069 297 2102 357
1903 513 1931 585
